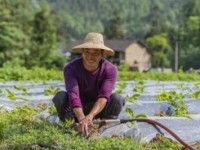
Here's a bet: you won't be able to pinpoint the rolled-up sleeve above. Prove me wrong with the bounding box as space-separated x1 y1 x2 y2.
97 65 117 101
64 66 82 108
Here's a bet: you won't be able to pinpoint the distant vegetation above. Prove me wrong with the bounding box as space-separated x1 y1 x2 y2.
0 66 200 82
0 0 199 70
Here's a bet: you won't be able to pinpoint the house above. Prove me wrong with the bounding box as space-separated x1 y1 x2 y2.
64 40 151 72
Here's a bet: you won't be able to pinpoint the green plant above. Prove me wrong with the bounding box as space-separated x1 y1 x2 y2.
48 106 58 115
115 88 123 94
125 81 145 103
125 107 147 127
126 108 148 119
0 66 63 82
0 122 5 141
5 89 27 101
156 90 189 118
177 83 184 91
192 90 200 99
44 86 61 96
13 85 28 94
0 105 186 150
117 64 129 71
133 81 145 93
1 65 200 82
194 82 200 88
118 71 200 81
115 82 127 94
126 94 140 103
144 134 182 149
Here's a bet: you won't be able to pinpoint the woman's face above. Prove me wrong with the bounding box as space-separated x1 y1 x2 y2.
82 48 103 72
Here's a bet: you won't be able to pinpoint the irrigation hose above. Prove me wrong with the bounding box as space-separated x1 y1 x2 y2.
93 118 196 150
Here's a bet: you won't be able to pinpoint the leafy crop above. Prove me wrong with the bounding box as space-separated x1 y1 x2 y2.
192 90 200 99
177 83 184 91
13 85 28 94
5 89 28 101
44 86 61 96
125 81 145 103
126 94 140 103
125 107 147 127
126 107 147 119
156 90 189 118
115 82 127 94
133 80 145 93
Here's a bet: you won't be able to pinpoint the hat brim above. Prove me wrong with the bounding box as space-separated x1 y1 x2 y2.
72 43 115 56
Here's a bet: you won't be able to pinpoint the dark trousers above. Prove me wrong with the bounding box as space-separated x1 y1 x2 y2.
52 91 125 122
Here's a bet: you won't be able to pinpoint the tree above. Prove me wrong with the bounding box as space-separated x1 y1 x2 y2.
179 0 200 70
179 16 200 70
0 0 30 67
182 16 200 50
103 10 125 39
28 6 65 69
182 0 200 18
146 33 170 68
145 0 169 39
180 46 200 70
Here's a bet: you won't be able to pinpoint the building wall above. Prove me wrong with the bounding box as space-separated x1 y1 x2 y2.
125 43 151 72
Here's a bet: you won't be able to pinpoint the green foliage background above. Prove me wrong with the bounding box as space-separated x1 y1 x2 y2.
0 0 199 70
0 0 66 69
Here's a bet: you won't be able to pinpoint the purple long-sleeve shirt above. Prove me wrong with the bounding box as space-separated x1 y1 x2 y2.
64 58 117 109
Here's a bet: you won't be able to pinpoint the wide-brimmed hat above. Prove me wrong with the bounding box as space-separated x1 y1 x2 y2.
72 32 115 56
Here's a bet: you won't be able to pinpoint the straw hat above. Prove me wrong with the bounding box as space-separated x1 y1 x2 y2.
72 32 115 56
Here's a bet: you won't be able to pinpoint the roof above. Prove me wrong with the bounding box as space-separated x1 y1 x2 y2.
63 39 148 53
